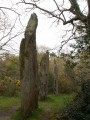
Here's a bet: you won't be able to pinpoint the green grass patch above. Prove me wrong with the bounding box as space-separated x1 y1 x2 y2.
39 94 75 111
0 94 75 120
10 108 42 120
10 111 22 120
27 108 42 120
0 96 20 108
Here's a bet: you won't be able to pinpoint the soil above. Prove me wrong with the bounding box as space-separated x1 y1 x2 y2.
40 111 51 120
40 110 56 120
0 106 56 120
0 106 18 120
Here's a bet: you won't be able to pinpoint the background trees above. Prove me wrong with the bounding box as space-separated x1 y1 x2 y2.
0 54 19 80
0 54 20 96
0 2 23 55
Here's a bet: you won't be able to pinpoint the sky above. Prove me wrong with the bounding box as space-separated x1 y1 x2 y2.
0 0 87 55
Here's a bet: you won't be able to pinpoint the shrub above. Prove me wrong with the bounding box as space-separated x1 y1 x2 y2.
48 72 54 93
58 74 77 94
0 76 20 96
56 80 90 120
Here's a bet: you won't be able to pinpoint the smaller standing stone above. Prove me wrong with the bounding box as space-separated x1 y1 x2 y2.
39 51 49 100
54 59 59 94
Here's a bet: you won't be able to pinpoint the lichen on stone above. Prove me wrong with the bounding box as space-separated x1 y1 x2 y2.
19 38 25 81
20 13 39 118
25 13 38 37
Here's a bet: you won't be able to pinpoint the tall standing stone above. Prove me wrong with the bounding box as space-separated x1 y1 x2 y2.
19 13 39 118
54 59 59 94
39 51 49 100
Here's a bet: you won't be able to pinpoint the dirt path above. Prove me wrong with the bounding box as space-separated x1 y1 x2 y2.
40 111 51 120
40 110 56 120
0 106 57 120
0 106 18 120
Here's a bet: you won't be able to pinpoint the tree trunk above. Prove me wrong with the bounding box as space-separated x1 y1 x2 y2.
86 15 90 52
85 0 90 51
19 13 39 118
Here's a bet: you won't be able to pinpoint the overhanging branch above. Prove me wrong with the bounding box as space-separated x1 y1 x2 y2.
69 0 86 23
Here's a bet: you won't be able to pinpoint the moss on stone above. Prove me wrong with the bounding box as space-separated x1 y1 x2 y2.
20 13 39 118
19 38 25 80
25 13 38 37
24 50 29 58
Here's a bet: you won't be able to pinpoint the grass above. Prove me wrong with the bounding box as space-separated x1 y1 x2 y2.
28 94 75 120
0 94 75 120
0 96 20 108
39 94 75 111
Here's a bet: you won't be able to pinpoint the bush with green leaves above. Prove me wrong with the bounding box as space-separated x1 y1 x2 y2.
56 80 90 120
0 76 20 96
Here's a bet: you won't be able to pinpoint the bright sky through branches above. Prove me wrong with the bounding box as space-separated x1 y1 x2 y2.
0 0 87 54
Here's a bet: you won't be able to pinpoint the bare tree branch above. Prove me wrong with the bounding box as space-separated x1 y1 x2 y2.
69 0 86 22
0 7 20 16
17 0 65 23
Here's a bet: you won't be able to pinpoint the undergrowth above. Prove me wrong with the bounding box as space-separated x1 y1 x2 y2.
0 94 75 120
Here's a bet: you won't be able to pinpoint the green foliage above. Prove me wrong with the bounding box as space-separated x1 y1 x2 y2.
0 76 20 96
10 111 23 120
5 55 19 79
48 73 54 93
74 51 90 84
56 80 90 120
59 79 76 94
0 54 20 96
64 59 76 85
70 22 90 54
49 56 77 94
0 54 19 80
